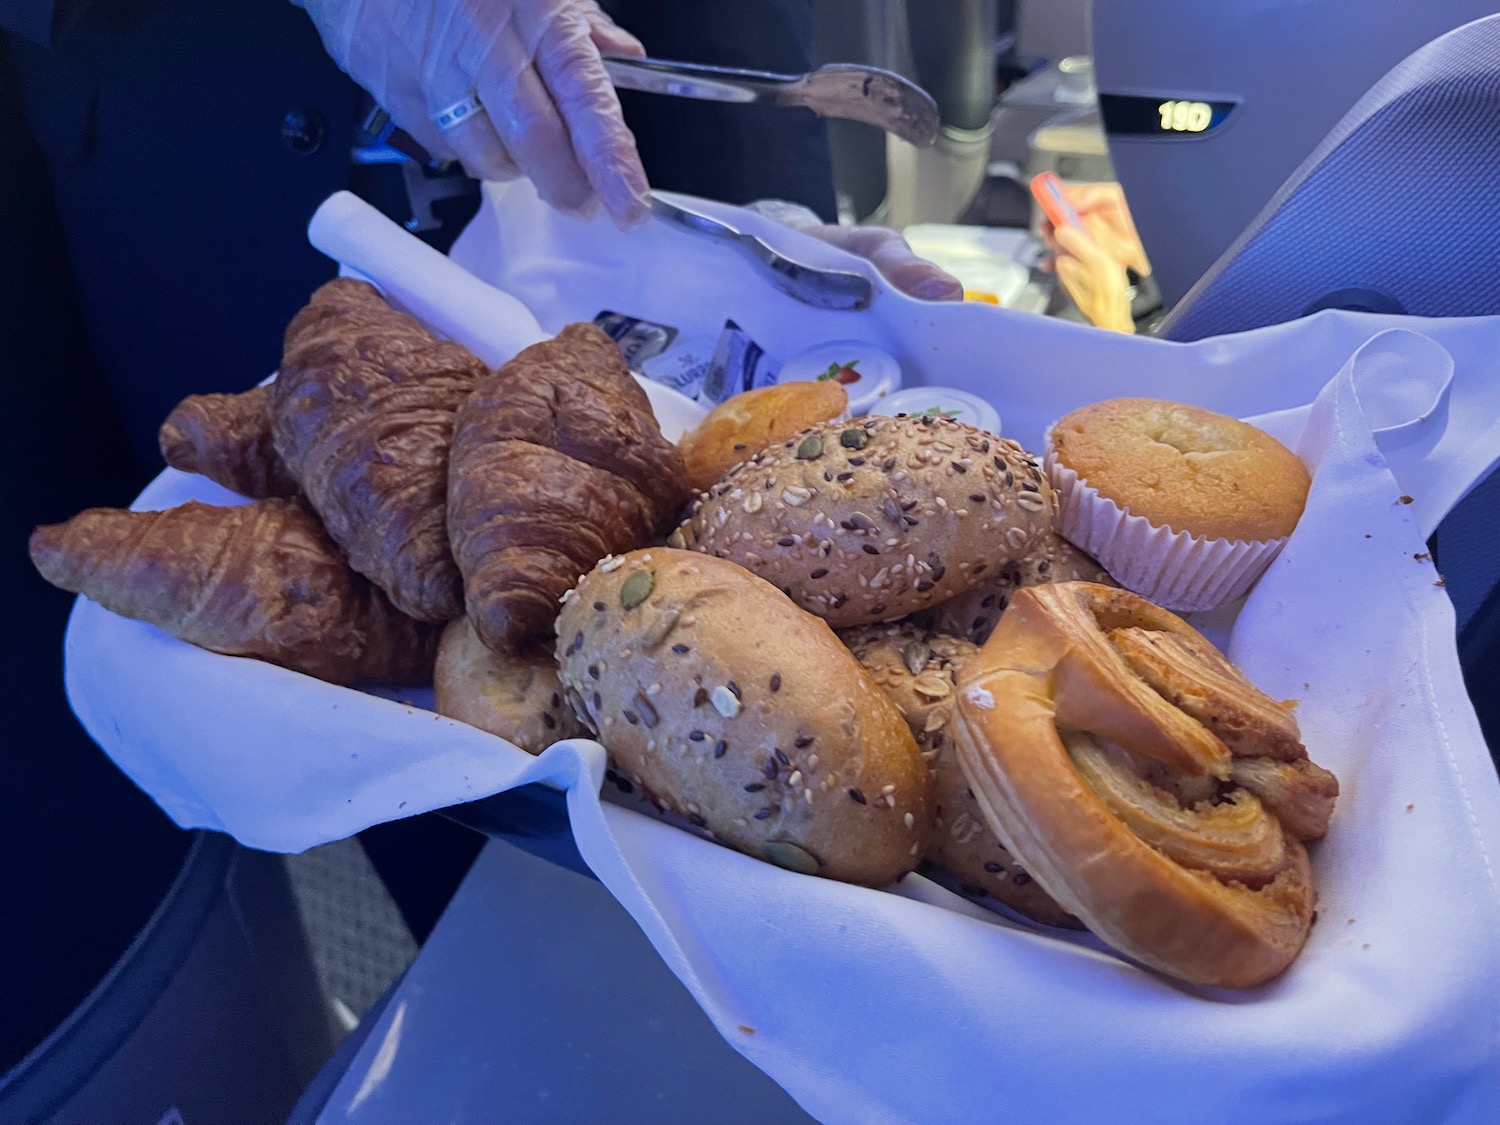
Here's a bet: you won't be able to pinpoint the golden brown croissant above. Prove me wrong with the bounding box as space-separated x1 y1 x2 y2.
271 278 486 622
447 322 691 651
158 385 299 499
29 499 440 685
953 582 1337 988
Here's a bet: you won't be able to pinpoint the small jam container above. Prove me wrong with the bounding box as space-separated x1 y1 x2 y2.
868 386 1003 437
777 340 901 416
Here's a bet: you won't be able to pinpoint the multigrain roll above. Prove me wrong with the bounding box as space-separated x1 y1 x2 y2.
915 531 1114 646
434 617 588 753
673 414 1055 629
433 618 667 823
840 621 1077 927
679 380 849 494
555 548 933 886
1045 398 1310 612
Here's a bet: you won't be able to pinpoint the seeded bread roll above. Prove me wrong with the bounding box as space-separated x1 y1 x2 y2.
556 548 933 887
841 621 1078 927
915 532 1115 646
679 380 849 494
673 414 1054 629
434 617 588 753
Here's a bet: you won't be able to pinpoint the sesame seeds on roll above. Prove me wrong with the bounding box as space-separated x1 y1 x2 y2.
673 414 1056 629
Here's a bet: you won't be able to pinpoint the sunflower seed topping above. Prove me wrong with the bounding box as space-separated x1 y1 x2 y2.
710 685 742 717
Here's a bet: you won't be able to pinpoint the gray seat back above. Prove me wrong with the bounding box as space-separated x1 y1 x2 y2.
1160 13 1500 342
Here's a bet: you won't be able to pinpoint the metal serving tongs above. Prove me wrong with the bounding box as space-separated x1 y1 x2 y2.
601 57 941 149
362 56 934 307
366 57 939 165
650 194 874 310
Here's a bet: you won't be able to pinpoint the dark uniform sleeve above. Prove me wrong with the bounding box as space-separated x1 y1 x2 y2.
601 0 836 221
0 0 55 45
0 0 95 47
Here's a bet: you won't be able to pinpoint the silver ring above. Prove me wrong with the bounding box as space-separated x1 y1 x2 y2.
432 93 484 131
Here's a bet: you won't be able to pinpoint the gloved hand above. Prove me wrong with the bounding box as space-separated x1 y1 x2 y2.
747 200 964 301
295 0 652 226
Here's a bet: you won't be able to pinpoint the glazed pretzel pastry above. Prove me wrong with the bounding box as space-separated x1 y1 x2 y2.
952 581 1338 988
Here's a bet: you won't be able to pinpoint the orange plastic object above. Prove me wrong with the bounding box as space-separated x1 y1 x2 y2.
1031 171 1083 231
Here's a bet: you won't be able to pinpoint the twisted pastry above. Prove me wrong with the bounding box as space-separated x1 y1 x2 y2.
952 582 1337 988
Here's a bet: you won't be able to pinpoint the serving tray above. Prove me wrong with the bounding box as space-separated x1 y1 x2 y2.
60 183 1500 1125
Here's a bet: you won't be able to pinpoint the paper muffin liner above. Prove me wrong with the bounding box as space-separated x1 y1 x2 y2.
1042 431 1289 613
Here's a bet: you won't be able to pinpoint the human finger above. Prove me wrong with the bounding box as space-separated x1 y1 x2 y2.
1054 254 1088 301
1054 222 1111 270
387 15 518 182
1099 193 1153 275
429 89 524 182
1077 213 1133 272
530 7 651 226
1054 226 1134 332
802 224 964 300
577 0 646 58
1040 216 1061 262
476 24 598 216
1062 184 1151 275
379 80 466 170
1060 181 1121 215
342 30 478 174
862 236 964 300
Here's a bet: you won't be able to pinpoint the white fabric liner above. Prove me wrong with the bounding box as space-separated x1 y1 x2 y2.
63 183 1500 1123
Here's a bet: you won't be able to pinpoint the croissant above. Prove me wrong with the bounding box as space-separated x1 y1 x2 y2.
271 278 486 622
953 582 1337 988
448 322 691 651
159 385 299 499
29 499 440 686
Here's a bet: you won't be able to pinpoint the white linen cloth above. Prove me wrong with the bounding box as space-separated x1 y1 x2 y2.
62 183 1500 1123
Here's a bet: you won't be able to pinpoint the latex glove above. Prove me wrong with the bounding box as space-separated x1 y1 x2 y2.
1041 181 1152 278
747 200 964 301
295 0 652 226
1052 223 1135 333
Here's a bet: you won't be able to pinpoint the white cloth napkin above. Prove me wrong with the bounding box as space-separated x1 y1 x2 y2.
309 190 548 366
62 182 1500 1123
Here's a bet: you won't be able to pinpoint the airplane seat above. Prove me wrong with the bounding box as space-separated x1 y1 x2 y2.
1160 13 1500 341
1157 13 1500 762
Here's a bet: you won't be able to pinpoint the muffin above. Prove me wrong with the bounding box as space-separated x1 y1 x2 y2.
1044 398 1310 611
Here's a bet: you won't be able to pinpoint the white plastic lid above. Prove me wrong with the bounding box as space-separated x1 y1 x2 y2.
777 340 901 416
868 386 1003 437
